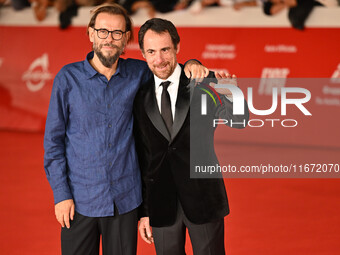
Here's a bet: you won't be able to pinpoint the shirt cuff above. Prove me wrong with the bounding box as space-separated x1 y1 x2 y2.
53 186 73 205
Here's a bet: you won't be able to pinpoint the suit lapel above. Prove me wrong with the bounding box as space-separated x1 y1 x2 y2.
144 79 171 141
171 72 192 142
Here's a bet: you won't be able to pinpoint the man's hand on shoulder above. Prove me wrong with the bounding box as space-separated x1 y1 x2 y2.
184 60 209 82
139 217 154 244
55 199 75 229
210 71 238 98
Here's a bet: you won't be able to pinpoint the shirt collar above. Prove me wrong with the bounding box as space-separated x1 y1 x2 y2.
84 51 127 79
154 64 181 89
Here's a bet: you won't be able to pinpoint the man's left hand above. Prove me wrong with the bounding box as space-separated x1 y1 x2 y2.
184 60 209 82
139 217 154 244
209 71 238 97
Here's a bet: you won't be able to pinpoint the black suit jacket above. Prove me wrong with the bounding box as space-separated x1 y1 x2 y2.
133 70 249 227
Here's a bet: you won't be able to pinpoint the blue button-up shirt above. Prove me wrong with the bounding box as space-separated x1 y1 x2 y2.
44 52 152 217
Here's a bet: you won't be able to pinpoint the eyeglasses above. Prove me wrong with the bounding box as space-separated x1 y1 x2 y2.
93 28 126 40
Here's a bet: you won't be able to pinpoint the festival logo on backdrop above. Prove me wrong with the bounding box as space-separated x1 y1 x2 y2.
22 53 53 92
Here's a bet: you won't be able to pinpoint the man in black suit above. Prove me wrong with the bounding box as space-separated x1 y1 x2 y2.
134 18 249 255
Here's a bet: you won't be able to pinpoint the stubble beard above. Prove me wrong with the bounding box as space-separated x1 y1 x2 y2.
152 62 174 80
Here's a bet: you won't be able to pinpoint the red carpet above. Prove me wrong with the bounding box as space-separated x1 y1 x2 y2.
1 131 340 254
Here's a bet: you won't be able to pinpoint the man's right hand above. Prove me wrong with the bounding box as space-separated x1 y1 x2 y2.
55 199 75 229
139 217 154 244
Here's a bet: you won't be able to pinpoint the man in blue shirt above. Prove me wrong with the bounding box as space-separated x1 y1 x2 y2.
44 3 207 255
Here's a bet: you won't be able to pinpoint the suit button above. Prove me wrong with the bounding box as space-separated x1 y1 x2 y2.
172 147 176 150
149 178 154 182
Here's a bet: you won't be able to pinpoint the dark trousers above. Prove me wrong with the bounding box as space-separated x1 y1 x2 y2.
61 207 138 255
152 202 225 255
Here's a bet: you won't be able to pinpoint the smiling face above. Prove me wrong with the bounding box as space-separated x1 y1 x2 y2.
89 13 130 68
142 30 180 80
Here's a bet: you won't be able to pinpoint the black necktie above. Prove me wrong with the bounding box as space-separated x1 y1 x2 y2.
160 81 173 133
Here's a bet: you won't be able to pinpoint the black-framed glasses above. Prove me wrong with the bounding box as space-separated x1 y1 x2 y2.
93 28 126 40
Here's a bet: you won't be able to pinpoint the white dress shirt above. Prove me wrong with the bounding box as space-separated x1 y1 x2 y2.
154 64 182 121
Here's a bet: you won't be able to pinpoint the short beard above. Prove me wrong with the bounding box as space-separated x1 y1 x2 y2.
94 43 124 68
